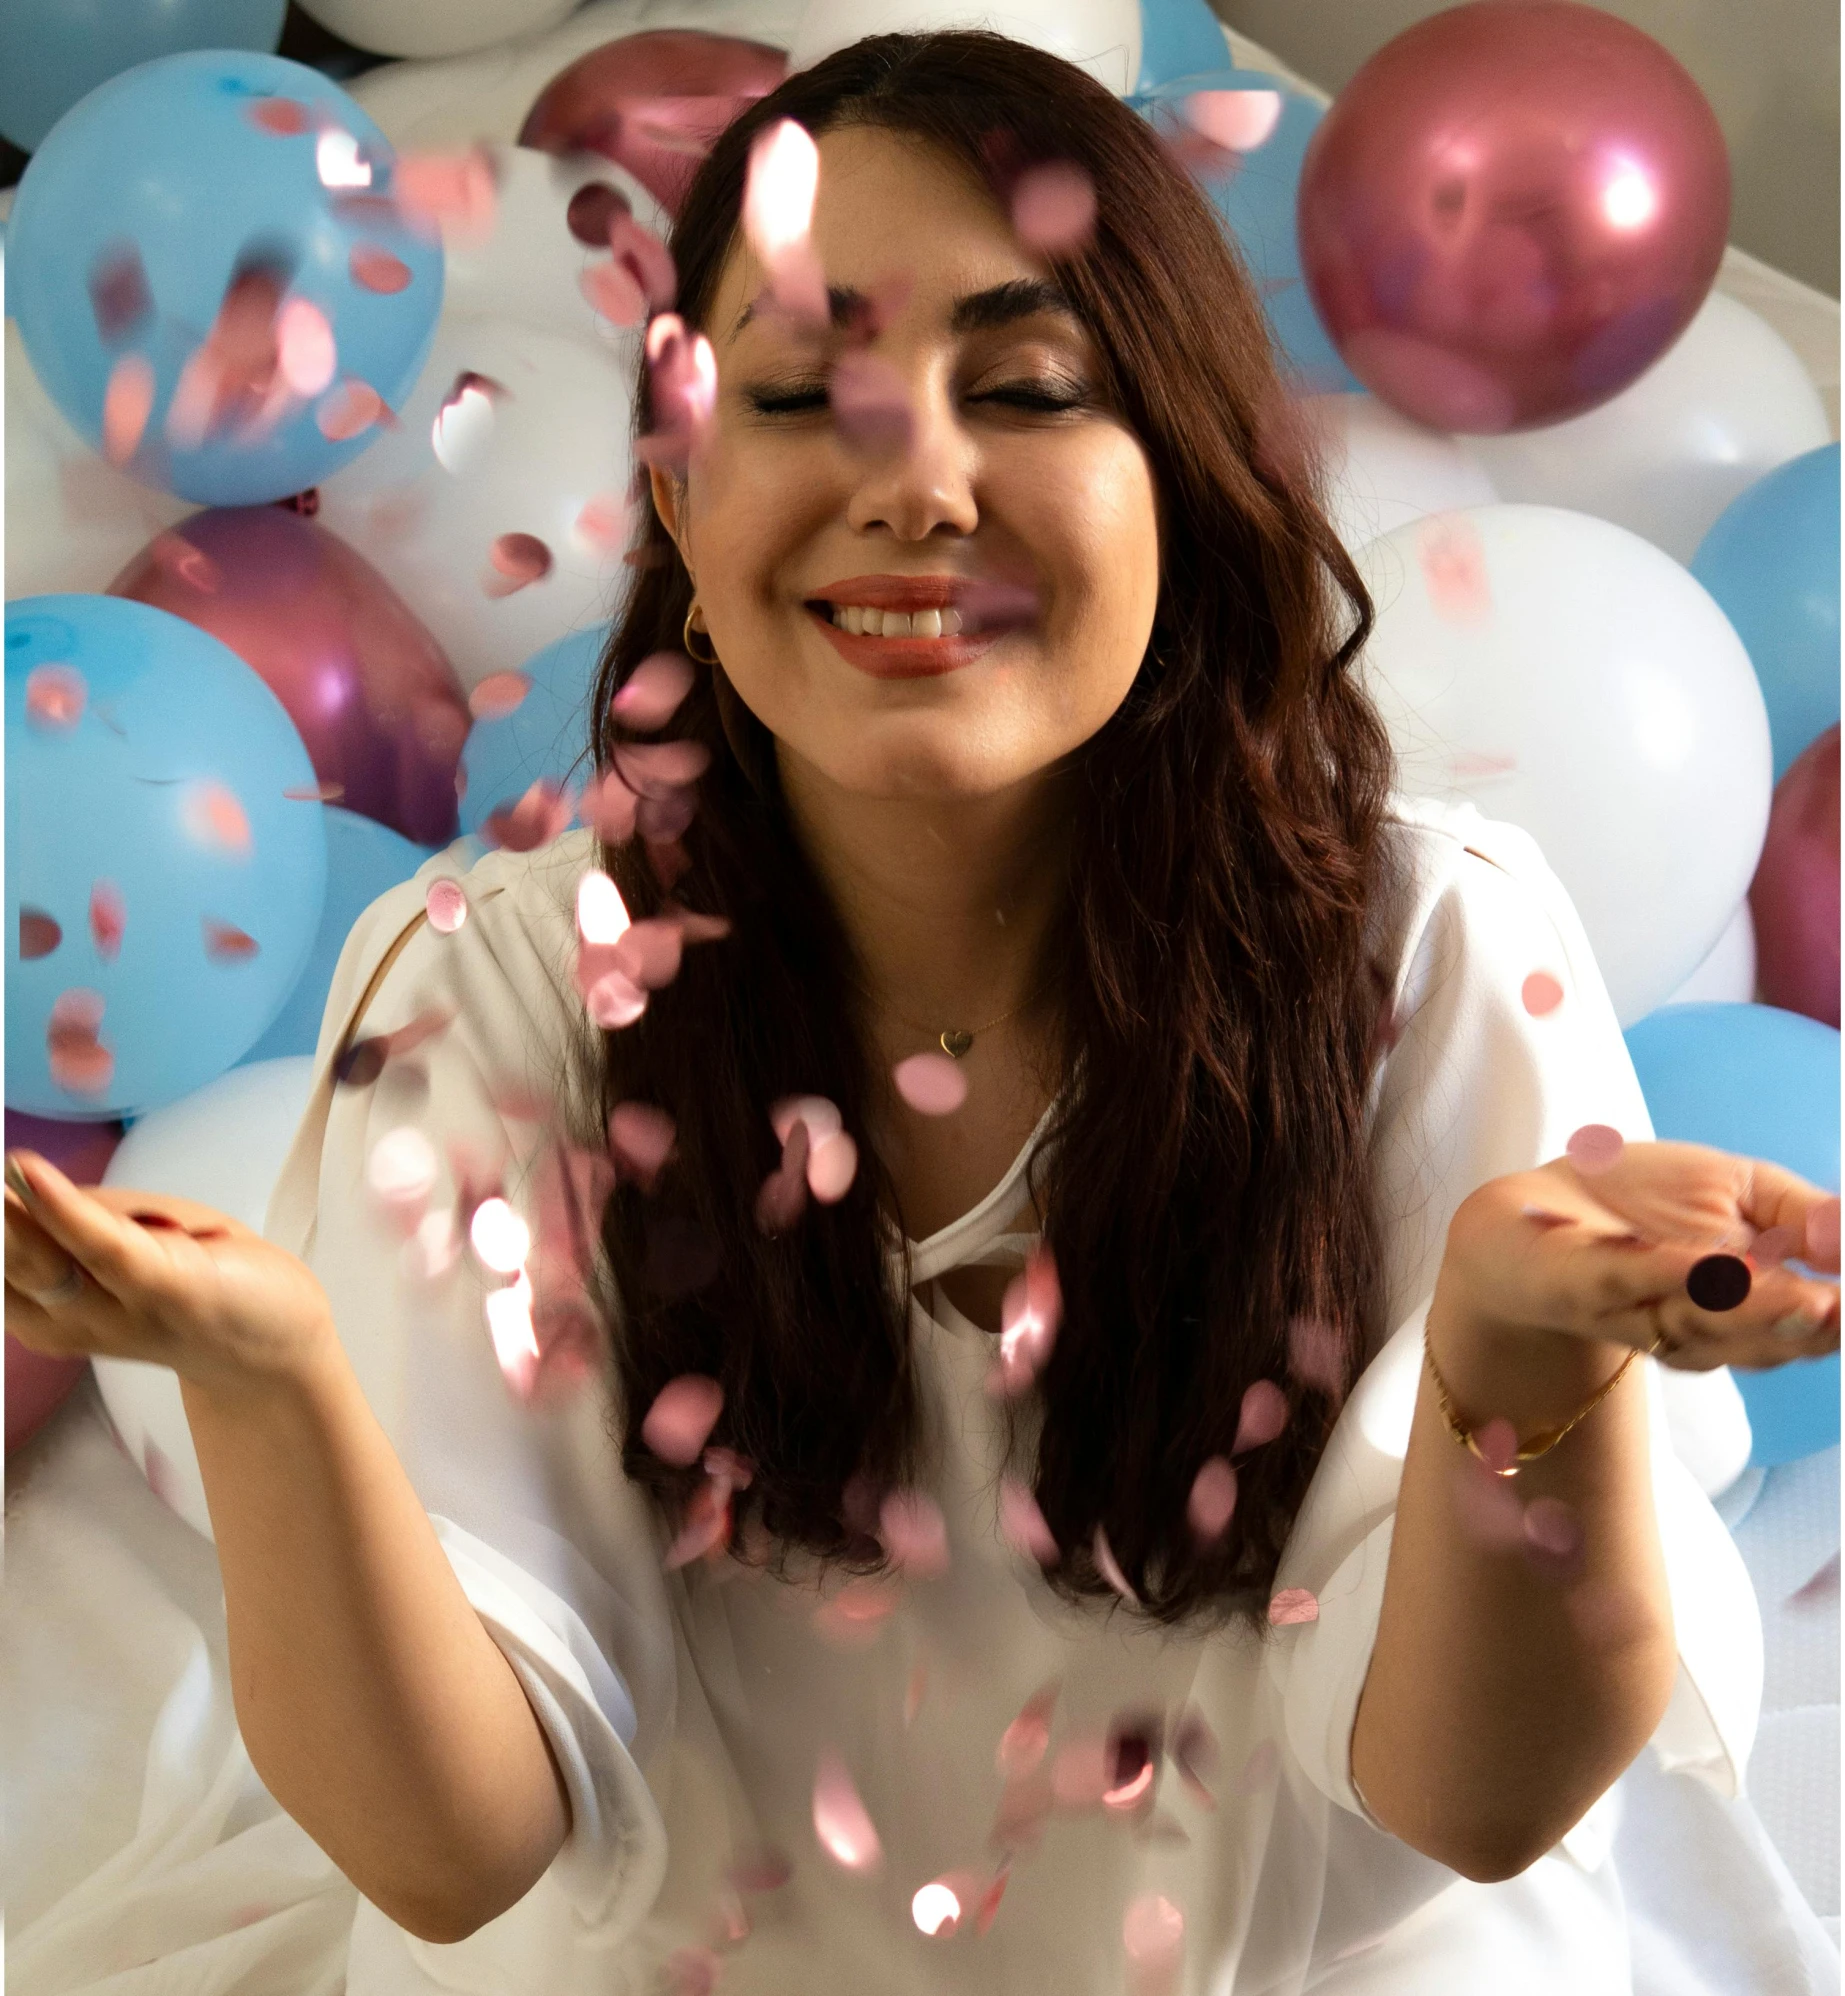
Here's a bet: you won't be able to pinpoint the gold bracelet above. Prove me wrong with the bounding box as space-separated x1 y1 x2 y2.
1422 1318 1667 1477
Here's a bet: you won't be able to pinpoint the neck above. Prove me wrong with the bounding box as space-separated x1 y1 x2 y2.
776 746 1073 1048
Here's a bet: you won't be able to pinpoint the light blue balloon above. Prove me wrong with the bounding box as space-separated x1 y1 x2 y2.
0 0 286 153
239 807 438 1065
1692 444 1840 783
1135 0 1233 93
1625 1001 1840 1466
1133 67 1360 394
458 626 606 838
7 50 442 507
6 595 327 1119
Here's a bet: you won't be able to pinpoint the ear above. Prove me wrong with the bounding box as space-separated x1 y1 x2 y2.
649 464 690 574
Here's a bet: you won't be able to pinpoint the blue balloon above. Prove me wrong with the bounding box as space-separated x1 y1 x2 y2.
458 626 605 838
7 51 442 507
239 807 439 1065
1135 0 1234 92
1692 444 1840 783
1625 1001 1840 1465
0 0 286 153
6 595 327 1119
1133 66 1360 394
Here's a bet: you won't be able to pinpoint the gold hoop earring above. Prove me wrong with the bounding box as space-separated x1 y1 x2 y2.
683 603 720 667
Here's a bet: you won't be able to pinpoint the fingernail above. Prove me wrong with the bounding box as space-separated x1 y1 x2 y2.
1686 1253 1752 1312
5 1153 36 1204
1770 1310 1818 1341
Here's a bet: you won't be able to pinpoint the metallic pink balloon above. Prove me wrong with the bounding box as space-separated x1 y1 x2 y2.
1298 2 1729 433
4 1109 122 1454
520 30 787 218
1750 725 1839 1028
109 507 471 847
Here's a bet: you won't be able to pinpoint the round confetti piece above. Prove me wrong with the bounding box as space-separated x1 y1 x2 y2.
566 181 631 247
998 1478 1059 1566
1232 1378 1289 1454
276 298 336 397
912 1880 961 1938
1186 1456 1238 1542
425 879 468 934
1748 1223 1803 1267
483 532 553 597
586 968 647 1029
468 670 532 720
102 355 156 466
1686 1252 1752 1312
1521 970 1565 1017
248 97 311 136
805 1128 858 1203
642 1375 723 1465
349 245 412 294
1011 160 1097 255
879 1488 949 1576
609 1102 676 1188
25 663 86 730
812 1749 882 1873
1266 1586 1320 1626
1807 1197 1842 1267
892 1050 968 1117
180 780 252 857
609 652 694 732
1566 1123 1624 1173
316 379 386 442
1122 1892 1185 1995
19 909 61 960
201 917 258 962
469 1196 531 1275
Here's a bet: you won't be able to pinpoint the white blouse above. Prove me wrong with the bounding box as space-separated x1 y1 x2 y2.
263 794 1762 1996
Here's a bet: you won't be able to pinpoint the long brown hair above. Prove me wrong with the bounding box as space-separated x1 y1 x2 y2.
582 31 1398 1632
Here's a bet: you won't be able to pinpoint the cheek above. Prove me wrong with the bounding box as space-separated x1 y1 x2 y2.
1029 441 1161 658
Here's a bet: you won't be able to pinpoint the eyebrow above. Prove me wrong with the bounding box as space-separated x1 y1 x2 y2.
730 276 1079 340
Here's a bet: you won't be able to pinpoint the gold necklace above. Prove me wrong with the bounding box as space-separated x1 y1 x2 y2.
887 978 1054 1060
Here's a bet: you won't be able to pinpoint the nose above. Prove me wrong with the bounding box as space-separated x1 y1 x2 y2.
842 374 979 543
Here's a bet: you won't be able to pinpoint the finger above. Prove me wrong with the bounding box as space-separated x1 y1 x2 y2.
1734 1157 1841 1276
5 1253 138 1358
5 1186 77 1293
86 1184 248 1240
5 1150 182 1306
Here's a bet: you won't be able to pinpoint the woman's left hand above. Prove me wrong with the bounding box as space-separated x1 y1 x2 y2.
1441 1136 1841 1371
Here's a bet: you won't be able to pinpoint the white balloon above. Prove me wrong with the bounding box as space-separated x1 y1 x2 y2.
790 0 1140 93
1659 898 1758 1008
1460 292 1830 565
1356 504 1772 1027
92 1058 317 1542
1304 393 1499 558
317 313 635 689
4 317 192 601
298 0 582 61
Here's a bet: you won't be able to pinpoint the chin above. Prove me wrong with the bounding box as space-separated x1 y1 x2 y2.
821 728 1032 803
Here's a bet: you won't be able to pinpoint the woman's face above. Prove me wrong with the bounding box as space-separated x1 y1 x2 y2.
654 124 1162 803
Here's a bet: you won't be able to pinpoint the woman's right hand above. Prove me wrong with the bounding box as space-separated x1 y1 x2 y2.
5 1147 339 1403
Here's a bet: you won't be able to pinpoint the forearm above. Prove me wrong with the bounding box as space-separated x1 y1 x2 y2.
180 1329 570 1942
1349 1277 1679 1881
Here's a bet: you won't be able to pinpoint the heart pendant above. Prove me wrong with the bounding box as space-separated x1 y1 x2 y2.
939 1029 974 1059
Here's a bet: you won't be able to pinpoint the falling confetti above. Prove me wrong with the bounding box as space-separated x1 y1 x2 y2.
581 259 647 327
1520 969 1566 1016
469 671 532 720
756 1119 810 1235
879 1488 949 1576
20 909 61 960
1286 1314 1345 1397
1123 1893 1185 1996
1232 1379 1289 1454
484 533 553 597
830 352 915 460
911 1880 962 1938
89 242 153 341
201 917 258 962
406 1207 461 1283
315 128 372 190
1092 1525 1138 1604
425 879 469 933
165 257 294 450
394 147 498 243
1418 513 1492 624
1186 1457 1237 1543
607 212 678 315
469 1196 532 1276
566 181 630 246
806 1128 858 1204
483 779 574 854
431 370 504 474
276 298 337 397
573 490 632 562
975 1869 1010 1935
25 663 86 730
586 969 648 1030
1808 1197 1842 1265
1566 1123 1624 1174
485 1267 540 1386
998 1477 1059 1565
1010 160 1097 256
248 97 310 136
349 245 411 293
180 780 253 858
47 988 112 1095
102 355 156 466
316 379 387 441
610 652 695 732
1267 1587 1320 1626
576 868 632 945
367 1126 439 1231
642 1375 723 1465
742 119 827 323
812 1749 883 1873
1181 89 1284 154
638 314 718 475
609 1102 676 1190
892 1051 968 1117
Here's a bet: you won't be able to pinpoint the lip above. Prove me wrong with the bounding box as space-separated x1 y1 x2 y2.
807 574 968 611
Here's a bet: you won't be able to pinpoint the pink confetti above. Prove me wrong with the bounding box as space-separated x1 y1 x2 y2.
638 314 717 475
581 258 647 326
283 779 344 802
468 670 531 720
586 968 648 1029
316 379 387 441
1521 1494 1582 1560
772 1097 841 1146
662 1475 732 1569
702 1444 753 1493
89 243 153 341
431 369 503 472
1181 89 1284 154
1748 1222 1803 1266
610 916 684 990
366 1126 439 1233
879 1488 949 1576
974 1868 1010 1935
1232 1378 1289 1454
248 97 310 136
607 212 678 316
1806 1197 1841 1267
181 781 252 857
997 1684 1058 1775
892 1051 968 1117
812 1748 882 1873
25 664 86 730
999 1477 1059 1565
829 351 914 460
610 652 695 732
756 1120 810 1234
582 767 640 844
989 1241 1061 1398
202 917 257 961
742 119 827 324
483 533 553 598
1010 161 1096 256
573 490 632 562
47 988 111 1095
806 1128 858 1203
1186 1457 1238 1542
276 298 336 397
1521 970 1565 1017
425 878 468 933
1267 1586 1320 1626
566 181 629 246
102 355 155 465
1789 1550 1840 1607
393 146 498 242
1123 1893 1185 1996
19 909 61 960
1566 1123 1625 1174
349 243 411 294
483 779 574 854
616 739 711 793
1418 513 1492 624
642 1374 723 1465
1092 1524 1138 1604
813 1575 899 1646
1050 1733 1112 1809
1286 1313 1345 1397
911 1879 963 1938
610 1103 676 1190
664 1946 720 1996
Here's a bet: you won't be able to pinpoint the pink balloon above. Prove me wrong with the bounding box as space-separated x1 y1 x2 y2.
109 507 471 848
1750 725 1840 1028
4 1110 122 1454
1298 2 1729 433
519 30 787 218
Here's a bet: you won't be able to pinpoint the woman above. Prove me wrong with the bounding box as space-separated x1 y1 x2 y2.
6 32 1837 1996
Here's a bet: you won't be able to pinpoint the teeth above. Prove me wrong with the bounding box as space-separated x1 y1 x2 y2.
941 607 963 635
828 604 962 637
913 609 942 639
